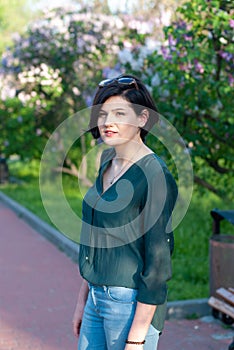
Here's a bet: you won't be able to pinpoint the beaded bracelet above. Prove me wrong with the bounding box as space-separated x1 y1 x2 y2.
125 339 146 345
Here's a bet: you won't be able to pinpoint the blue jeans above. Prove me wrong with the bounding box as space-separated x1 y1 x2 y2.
78 284 160 350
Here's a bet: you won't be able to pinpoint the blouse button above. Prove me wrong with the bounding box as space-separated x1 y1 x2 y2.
85 256 89 260
167 238 170 242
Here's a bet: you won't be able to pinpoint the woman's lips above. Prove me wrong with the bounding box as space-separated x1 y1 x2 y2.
104 130 117 137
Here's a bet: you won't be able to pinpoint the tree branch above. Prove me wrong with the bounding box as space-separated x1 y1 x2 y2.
52 166 78 177
204 158 230 174
210 28 222 85
52 166 92 187
194 175 220 195
196 114 230 145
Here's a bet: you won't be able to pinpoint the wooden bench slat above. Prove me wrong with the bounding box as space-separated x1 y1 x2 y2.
216 287 234 306
208 296 234 319
228 287 234 295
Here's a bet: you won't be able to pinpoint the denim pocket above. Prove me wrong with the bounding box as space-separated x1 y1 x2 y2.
107 286 138 303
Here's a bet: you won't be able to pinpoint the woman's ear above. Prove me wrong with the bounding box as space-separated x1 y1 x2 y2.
139 109 149 128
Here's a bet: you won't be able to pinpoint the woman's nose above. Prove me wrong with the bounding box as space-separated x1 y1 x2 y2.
104 112 115 125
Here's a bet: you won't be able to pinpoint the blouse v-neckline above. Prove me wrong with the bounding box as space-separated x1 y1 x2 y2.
98 152 155 195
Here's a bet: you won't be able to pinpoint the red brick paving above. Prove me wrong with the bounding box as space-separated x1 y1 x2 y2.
159 318 234 349
0 200 233 350
0 202 79 350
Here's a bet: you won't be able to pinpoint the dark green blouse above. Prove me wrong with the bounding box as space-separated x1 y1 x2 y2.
79 147 178 331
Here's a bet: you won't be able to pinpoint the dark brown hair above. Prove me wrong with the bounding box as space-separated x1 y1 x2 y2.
89 74 159 142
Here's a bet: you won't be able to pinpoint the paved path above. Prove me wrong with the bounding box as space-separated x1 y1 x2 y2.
0 199 233 350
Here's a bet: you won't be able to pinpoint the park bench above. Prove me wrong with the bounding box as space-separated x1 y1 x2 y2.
209 210 234 350
208 287 234 350
209 209 234 326
208 287 234 325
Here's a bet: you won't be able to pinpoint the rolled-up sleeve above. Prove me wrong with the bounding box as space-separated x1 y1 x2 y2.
137 164 178 305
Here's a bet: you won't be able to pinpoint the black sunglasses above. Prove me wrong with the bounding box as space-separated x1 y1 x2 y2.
98 77 139 90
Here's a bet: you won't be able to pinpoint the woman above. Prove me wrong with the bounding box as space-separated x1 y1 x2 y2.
73 75 178 349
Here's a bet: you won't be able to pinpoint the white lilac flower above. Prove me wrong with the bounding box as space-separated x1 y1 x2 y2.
36 129 42 136
18 92 31 103
72 87 80 96
1 86 16 100
160 9 172 26
172 100 181 109
114 17 124 30
145 85 153 94
41 79 53 86
219 37 228 45
118 49 133 64
145 38 161 53
130 58 144 71
151 73 161 87
161 89 170 97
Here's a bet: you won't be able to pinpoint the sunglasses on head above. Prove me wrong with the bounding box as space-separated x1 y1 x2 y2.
98 77 139 90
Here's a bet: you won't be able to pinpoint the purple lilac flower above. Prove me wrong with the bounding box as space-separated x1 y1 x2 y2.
102 67 111 78
219 50 233 62
175 20 187 30
36 129 42 136
179 62 192 72
230 19 234 29
114 62 121 71
84 95 93 107
168 34 177 47
228 74 234 86
161 46 172 61
184 34 193 42
194 59 204 74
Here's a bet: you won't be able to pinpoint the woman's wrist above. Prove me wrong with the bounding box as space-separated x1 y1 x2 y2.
127 327 148 343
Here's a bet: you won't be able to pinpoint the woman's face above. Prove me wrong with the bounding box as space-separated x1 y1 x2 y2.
97 96 145 146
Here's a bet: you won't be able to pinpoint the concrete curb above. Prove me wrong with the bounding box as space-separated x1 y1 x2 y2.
0 190 211 320
167 298 211 320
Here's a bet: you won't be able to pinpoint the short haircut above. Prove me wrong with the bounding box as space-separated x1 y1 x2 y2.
89 74 159 142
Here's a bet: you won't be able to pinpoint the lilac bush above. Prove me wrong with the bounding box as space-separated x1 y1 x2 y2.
0 6 149 178
118 0 234 198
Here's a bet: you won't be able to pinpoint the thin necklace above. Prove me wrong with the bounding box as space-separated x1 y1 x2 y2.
109 145 142 185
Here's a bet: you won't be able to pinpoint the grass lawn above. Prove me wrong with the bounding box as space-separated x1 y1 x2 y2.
1 159 234 301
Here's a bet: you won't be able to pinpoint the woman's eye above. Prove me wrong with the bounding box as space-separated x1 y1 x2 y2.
116 112 125 116
98 112 106 119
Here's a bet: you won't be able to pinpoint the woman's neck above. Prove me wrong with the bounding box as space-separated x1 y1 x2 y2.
113 139 144 164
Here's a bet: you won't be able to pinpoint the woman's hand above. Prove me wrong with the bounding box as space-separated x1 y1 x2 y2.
72 279 89 338
124 345 144 350
72 303 85 337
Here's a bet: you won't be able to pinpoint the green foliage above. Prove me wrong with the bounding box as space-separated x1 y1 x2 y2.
0 97 46 158
0 0 36 54
0 7 149 180
118 0 234 199
1 0 233 199
168 188 234 301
